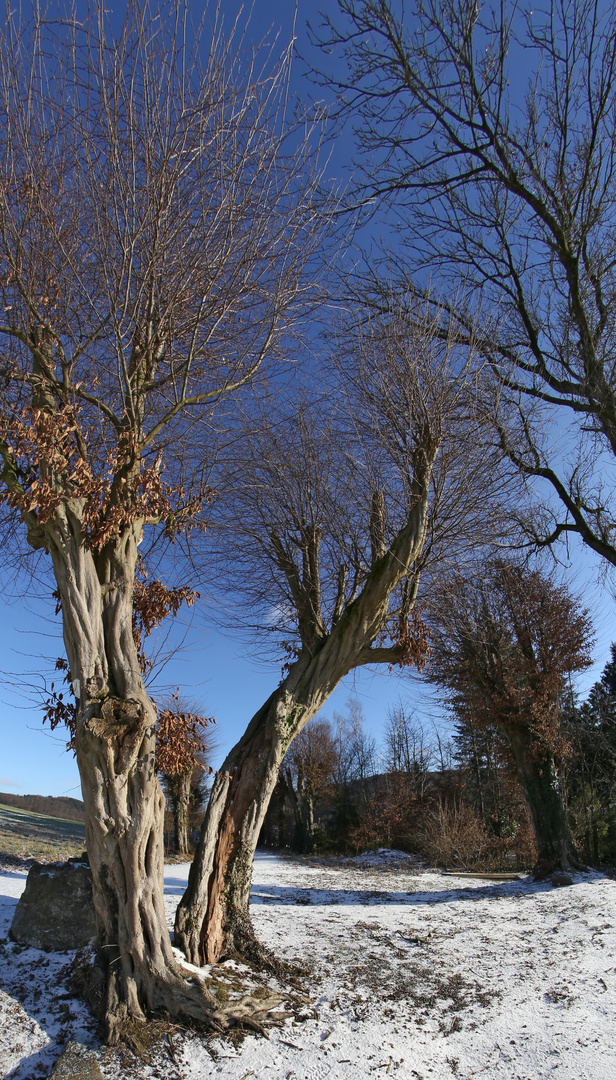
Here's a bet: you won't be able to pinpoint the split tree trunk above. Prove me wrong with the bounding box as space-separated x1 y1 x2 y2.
175 655 333 967
503 721 584 876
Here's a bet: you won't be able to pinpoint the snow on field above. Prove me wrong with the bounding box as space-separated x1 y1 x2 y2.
1 851 615 1079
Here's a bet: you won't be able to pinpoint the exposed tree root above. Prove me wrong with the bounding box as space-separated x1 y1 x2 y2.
71 945 287 1046
221 909 309 983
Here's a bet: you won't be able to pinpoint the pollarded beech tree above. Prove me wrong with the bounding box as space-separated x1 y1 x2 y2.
156 695 214 857
174 299 506 967
0 1 327 1039
427 561 594 875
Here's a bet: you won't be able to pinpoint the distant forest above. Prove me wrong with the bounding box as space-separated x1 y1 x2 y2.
0 793 85 822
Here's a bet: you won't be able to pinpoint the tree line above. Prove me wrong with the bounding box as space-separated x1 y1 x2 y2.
269 563 615 873
0 0 614 1043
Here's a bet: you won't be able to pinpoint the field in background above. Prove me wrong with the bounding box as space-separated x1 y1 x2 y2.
0 802 86 862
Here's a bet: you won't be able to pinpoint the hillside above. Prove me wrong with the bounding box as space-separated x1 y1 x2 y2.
0 802 86 862
0 791 85 822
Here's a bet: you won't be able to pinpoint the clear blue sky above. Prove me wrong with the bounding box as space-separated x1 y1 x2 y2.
0 0 614 798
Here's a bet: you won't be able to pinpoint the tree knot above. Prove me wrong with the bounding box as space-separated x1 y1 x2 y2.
88 696 145 743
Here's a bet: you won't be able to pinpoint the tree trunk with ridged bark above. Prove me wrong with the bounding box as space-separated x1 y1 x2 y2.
173 770 193 857
175 655 336 968
48 508 245 1041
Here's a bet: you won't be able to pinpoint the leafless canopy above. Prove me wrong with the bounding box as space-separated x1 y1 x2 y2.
211 296 506 661
314 0 616 571
0 0 327 549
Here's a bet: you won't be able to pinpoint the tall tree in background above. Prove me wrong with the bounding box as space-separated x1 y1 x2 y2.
428 561 594 875
175 298 505 967
0 1 325 1037
316 0 616 570
156 695 214 857
280 717 338 853
561 648 616 864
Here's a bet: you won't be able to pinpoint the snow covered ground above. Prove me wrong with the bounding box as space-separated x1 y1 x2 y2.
1 850 615 1079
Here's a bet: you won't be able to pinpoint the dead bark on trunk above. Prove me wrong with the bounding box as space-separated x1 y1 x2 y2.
175 658 326 969
503 721 584 877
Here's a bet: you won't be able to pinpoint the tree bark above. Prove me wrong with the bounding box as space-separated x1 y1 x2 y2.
175 656 333 968
503 721 584 877
175 436 437 967
174 770 193 857
47 507 236 1040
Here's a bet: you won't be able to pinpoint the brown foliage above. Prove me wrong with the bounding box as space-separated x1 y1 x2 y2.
388 604 431 673
156 693 215 779
417 800 536 872
0 405 207 552
428 561 593 763
349 773 536 871
132 566 200 676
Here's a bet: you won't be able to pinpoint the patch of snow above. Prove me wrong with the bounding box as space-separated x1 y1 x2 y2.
1 852 615 1079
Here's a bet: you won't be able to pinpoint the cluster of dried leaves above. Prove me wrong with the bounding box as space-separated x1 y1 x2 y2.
156 693 215 779
0 404 206 552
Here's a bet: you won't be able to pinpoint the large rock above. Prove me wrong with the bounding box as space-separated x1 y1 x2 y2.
10 859 96 951
47 1041 104 1080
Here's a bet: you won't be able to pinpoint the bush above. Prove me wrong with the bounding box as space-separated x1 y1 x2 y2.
416 800 536 871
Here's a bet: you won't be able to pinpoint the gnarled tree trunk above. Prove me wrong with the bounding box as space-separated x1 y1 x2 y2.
48 508 233 1041
503 721 583 877
175 655 334 968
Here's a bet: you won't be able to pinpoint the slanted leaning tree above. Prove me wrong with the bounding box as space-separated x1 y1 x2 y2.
0 2 325 1038
427 561 594 875
175 299 504 966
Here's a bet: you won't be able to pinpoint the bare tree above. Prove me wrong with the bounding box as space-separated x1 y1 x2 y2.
175 296 505 966
336 696 378 788
281 717 338 853
315 0 616 571
0 1 326 1037
427 560 594 875
384 702 433 799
